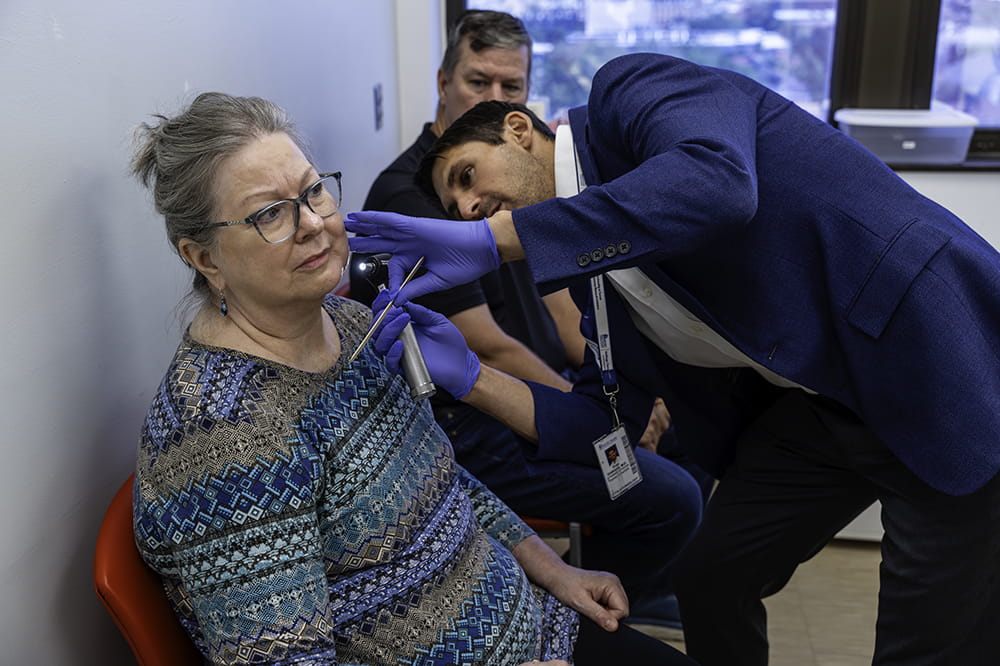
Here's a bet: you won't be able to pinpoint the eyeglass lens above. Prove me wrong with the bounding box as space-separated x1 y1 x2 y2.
254 175 341 243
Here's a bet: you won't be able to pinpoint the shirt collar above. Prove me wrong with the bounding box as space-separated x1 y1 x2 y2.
554 123 584 198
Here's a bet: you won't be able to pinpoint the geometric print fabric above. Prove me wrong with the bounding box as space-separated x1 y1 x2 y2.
134 295 578 664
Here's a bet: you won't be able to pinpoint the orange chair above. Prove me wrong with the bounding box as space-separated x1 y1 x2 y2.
93 474 203 666
520 517 593 567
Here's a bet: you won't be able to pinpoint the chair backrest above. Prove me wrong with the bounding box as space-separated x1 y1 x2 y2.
519 517 592 568
93 474 203 666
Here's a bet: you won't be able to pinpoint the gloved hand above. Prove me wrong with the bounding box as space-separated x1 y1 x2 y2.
371 290 481 399
345 210 500 303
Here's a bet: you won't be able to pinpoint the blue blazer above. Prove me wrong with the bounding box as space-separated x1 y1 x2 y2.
518 53 1000 495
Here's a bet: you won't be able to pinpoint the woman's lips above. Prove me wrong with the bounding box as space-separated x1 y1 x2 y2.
297 247 329 270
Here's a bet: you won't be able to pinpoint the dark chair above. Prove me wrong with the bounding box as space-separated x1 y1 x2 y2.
93 474 203 666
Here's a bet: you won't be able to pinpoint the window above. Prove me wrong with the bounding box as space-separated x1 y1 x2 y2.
470 0 838 120
458 0 1000 166
934 0 1000 126
829 0 999 164
933 0 1000 157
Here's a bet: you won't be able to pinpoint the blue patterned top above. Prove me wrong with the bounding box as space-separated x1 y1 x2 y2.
134 295 578 665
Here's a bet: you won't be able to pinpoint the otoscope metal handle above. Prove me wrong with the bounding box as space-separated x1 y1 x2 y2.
355 253 436 400
398 322 437 400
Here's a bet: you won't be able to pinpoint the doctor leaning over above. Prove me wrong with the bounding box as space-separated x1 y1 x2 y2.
347 53 1000 666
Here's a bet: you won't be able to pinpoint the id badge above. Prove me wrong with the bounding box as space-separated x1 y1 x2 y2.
593 426 643 500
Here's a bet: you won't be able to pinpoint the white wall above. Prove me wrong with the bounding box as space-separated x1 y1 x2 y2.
0 1 408 663
394 2 445 147
900 171 1000 246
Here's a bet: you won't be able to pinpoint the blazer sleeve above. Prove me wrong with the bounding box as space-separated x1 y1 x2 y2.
514 53 762 292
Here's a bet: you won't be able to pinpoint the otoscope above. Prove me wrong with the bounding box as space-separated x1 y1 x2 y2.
353 253 437 400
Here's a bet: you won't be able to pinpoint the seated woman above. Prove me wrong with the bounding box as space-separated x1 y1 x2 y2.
130 92 696 665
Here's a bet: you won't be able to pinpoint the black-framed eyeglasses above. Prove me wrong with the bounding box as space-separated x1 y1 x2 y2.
207 171 342 244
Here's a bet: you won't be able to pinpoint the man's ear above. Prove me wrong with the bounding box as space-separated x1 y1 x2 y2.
504 111 535 149
178 238 224 292
436 67 449 101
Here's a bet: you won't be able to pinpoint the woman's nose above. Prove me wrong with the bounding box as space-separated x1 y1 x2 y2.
297 202 325 236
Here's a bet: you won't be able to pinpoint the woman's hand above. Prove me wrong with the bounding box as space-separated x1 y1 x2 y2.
511 535 628 632
544 565 629 632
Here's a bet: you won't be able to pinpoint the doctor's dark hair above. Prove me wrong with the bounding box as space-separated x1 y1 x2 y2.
416 100 554 196
442 10 533 80
130 92 306 300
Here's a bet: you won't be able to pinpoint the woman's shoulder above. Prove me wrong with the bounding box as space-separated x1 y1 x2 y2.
323 292 373 340
136 335 322 511
168 334 273 395
140 339 298 454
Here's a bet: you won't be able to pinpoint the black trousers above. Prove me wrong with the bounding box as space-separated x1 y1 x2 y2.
573 615 698 666
674 390 1000 666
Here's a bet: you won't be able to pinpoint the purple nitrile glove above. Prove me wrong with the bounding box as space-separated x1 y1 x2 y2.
371 290 481 399
345 210 500 303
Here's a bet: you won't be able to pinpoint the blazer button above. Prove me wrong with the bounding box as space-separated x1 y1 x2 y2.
577 253 591 267
618 240 632 255
604 244 618 258
590 248 604 262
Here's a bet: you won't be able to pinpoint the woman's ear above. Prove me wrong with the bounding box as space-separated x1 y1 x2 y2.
178 238 224 292
504 111 535 149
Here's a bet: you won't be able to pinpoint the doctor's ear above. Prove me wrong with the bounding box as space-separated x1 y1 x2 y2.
504 111 535 148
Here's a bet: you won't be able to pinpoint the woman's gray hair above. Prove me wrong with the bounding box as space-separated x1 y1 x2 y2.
130 92 305 298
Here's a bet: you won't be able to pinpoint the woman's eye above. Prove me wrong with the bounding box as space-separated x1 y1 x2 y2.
256 205 282 226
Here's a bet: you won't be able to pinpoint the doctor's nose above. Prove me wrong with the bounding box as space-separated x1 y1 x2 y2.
457 194 482 220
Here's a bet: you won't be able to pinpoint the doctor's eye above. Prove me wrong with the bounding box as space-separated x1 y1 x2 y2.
459 166 473 187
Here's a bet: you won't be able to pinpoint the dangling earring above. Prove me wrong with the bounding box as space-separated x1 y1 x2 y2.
219 290 228 317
